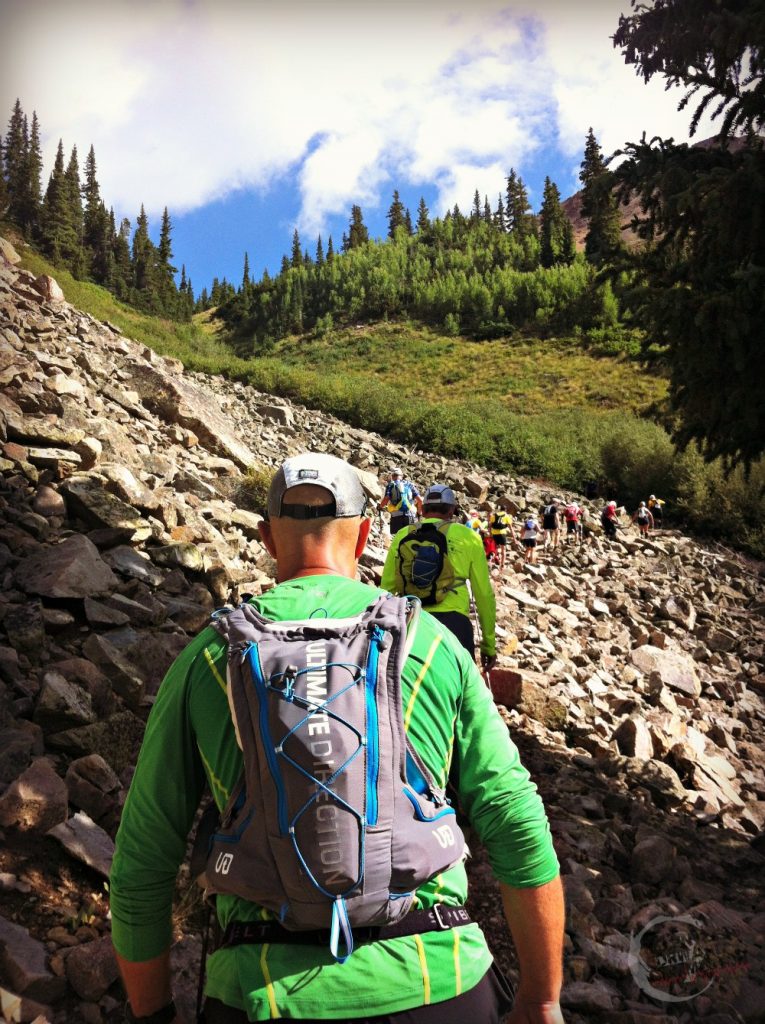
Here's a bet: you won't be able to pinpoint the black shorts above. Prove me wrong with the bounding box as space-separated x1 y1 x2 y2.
203 962 514 1023
429 611 475 656
492 534 507 546
565 520 578 533
543 517 558 530
522 538 536 548
390 512 415 536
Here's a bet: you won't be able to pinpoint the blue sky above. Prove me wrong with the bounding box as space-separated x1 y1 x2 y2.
1 0 711 297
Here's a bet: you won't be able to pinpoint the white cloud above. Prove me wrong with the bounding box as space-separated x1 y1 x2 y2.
1 0 711 233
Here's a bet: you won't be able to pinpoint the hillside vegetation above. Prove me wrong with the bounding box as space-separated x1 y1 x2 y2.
10 229 765 558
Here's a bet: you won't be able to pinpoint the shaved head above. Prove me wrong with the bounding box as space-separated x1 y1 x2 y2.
258 483 370 582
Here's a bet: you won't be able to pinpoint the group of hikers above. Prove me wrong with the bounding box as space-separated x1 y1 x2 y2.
380 468 666 572
110 458 667 1024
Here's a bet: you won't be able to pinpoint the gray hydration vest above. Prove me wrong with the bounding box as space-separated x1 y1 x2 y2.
204 593 465 962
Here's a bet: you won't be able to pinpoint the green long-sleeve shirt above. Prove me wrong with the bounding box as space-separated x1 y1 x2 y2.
381 518 497 656
110 576 557 1020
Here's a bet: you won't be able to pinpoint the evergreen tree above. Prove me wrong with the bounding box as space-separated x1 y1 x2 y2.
539 176 570 268
387 190 406 237
579 127 622 266
63 146 84 274
506 169 535 240
41 140 80 267
404 208 413 235
315 235 324 264
242 251 251 288
291 228 302 268
347 205 369 249
19 111 42 236
561 216 577 265
131 204 157 300
111 213 132 299
416 196 430 234
280 254 291 276
326 235 335 261
0 136 8 215
495 194 506 232
483 196 492 224
612 0 765 468
471 189 481 221
82 145 110 281
4 99 27 226
157 206 177 311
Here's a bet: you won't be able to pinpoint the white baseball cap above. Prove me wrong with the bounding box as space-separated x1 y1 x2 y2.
266 452 368 520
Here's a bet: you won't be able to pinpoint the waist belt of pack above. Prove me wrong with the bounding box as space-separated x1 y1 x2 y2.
217 905 472 950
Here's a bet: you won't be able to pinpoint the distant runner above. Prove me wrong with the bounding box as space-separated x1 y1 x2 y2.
382 484 496 669
540 497 561 551
520 514 540 565
563 501 583 547
380 466 422 536
489 506 514 570
632 501 654 537
647 494 665 528
601 500 620 541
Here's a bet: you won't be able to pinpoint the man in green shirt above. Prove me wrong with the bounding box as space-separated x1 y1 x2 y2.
381 484 497 671
111 453 564 1024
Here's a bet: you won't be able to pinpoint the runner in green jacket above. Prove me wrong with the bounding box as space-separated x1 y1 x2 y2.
110 454 563 1024
381 484 497 669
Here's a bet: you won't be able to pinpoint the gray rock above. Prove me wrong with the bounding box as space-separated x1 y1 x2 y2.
63 934 119 1001
631 644 702 698
631 835 676 885
0 757 68 834
60 475 153 542
81 634 145 709
150 541 205 572
46 711 143 773
33 670 96 734
0 727 35 784
47 811 115 879
102 545 165 586
0 915 66 1002
3 602 46 660
560 979 616 1013
128 360 256 469
15 534 117 598
64 754 121 825
614 716 654 760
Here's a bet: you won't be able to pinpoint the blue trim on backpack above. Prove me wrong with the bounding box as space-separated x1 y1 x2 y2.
402 787 457 822
330 896 353 963
364 626 385 827
405 751 428 795
248 644 289 835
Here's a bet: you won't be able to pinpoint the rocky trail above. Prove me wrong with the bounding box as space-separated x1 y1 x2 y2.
0 240 763 1023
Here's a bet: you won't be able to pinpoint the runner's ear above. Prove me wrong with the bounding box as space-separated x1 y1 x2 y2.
355 517 371 559
259 520 276 558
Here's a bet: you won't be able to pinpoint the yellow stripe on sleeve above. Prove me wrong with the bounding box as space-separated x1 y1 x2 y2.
260 943 279 1019
404 635 442 732
197 746 230 807
413 934 431 1005
453 928 462 996
204 647 227 694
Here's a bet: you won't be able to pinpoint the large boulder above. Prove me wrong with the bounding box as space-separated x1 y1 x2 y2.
631 644 702 698
127 361 257 469
0 758 68 834
14 535 117 599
